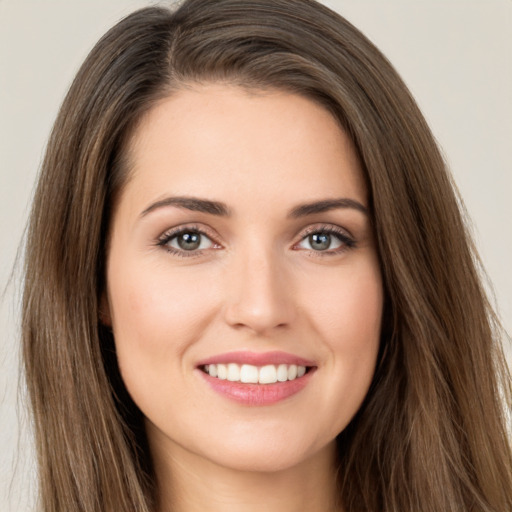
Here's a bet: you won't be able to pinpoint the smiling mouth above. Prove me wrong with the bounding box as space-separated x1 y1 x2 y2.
200 363 312 384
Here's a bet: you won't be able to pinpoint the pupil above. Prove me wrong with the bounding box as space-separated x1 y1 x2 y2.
310 233 330 251
178 232 201 250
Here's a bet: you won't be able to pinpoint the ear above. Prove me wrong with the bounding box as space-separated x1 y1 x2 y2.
98 292 112 327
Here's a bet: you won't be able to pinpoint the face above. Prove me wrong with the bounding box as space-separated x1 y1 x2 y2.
104 84 383 474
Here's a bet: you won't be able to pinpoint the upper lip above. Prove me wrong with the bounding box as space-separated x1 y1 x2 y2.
196 350 316 367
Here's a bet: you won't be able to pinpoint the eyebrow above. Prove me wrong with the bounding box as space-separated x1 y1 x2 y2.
140 196 230 218
288 198 368 218
139 195 368 219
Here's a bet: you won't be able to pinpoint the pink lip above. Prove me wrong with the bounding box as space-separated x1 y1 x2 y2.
198 369 315 406
195 351 317 406
196 350 315 367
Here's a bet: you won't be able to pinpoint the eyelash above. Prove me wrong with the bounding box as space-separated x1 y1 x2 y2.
294 225 356 256
156 224 218 258
156 223 356 258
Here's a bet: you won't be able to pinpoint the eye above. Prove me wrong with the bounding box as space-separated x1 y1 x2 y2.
157 227 217 255
302 232 340 251
295 226 355 254
172 231 211 251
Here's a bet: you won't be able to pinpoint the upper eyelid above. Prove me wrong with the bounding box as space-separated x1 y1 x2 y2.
296 223 353 239
158 224 219 242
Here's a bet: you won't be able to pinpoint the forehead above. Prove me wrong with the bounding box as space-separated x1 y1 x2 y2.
121 84 366 215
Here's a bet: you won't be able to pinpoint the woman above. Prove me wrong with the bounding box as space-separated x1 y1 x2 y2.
22 0 512 511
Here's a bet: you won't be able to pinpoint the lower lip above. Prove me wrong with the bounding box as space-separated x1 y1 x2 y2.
198 369 314 406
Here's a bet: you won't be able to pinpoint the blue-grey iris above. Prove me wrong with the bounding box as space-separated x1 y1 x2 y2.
177 232 201 250
309 233 331 251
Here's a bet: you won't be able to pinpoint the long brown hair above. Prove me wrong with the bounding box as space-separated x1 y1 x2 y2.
22 1 512 510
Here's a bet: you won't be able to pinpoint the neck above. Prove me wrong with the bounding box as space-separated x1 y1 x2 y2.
151 437 341 512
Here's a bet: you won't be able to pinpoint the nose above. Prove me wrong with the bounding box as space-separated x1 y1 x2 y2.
223 246 295 335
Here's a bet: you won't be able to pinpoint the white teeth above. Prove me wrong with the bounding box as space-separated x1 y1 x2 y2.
227 363 240 381
277 364 288 382
217 364 227 380
203 363 308 384
259 365 277 384
240 364 259 383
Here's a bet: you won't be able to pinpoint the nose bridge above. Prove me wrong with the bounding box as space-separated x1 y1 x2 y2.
223 238 293 334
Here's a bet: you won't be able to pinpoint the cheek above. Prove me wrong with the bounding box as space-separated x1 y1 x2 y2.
107 261 220 397
300 259 383 429
333 266 382 374
110 260 216 339
304 258 383 348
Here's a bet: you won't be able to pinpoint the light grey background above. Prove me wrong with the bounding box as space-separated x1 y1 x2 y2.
1 1 511 510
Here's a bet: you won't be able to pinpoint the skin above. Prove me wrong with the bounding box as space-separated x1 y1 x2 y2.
103 84 383 512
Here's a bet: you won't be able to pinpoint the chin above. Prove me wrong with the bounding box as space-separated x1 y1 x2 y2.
199 434 335 474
